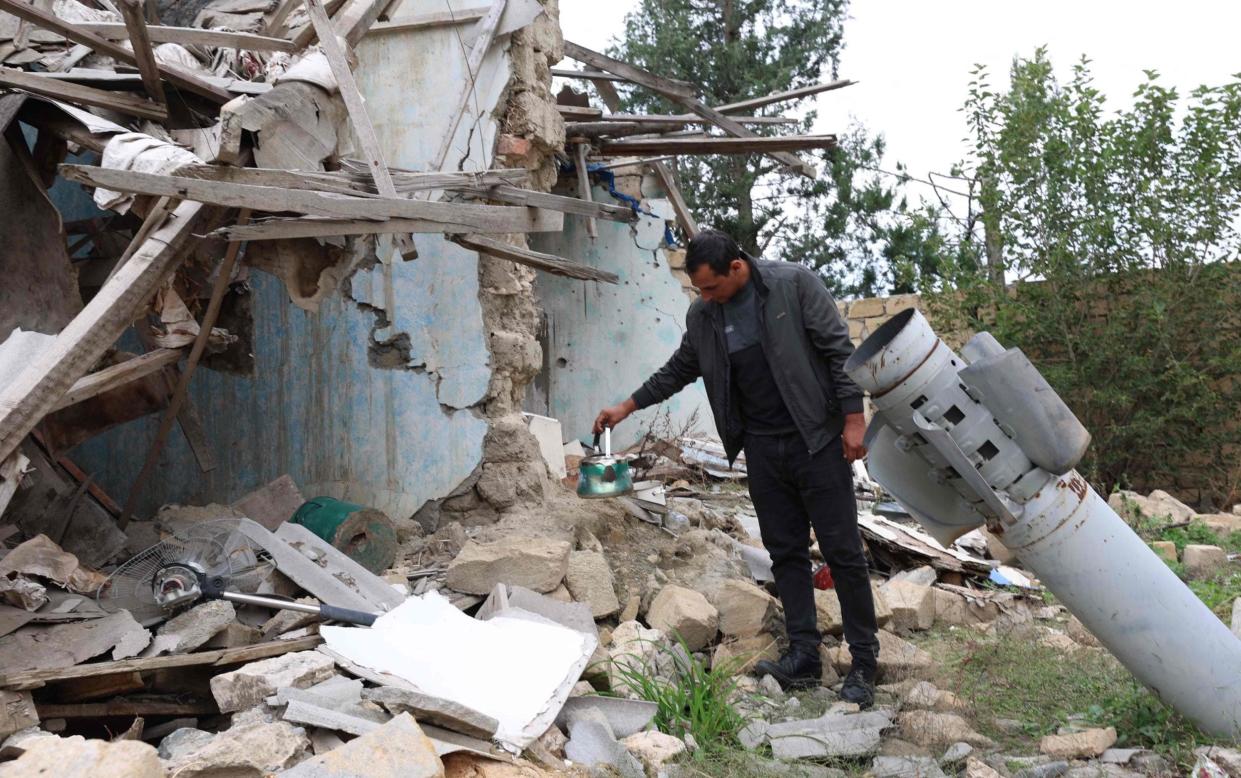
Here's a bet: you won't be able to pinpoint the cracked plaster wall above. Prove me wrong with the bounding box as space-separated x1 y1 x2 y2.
527 171 714 450
74 0 558 521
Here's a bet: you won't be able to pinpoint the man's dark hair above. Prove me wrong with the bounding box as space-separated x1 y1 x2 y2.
685 229 742 276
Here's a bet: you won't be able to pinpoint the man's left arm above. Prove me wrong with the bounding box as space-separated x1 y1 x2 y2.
795 270 867 460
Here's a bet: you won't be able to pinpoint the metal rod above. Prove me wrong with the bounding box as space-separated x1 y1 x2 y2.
221 591 321 614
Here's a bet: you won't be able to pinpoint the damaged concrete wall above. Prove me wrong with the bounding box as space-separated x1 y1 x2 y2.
72 0 557 521
527 172 713 450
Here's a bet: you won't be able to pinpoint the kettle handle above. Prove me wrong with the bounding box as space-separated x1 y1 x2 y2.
591 428 612 457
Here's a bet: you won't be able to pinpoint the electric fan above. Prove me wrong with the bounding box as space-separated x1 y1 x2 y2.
97 519 379 627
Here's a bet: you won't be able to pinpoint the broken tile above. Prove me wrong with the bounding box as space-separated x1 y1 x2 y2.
363 685 498 739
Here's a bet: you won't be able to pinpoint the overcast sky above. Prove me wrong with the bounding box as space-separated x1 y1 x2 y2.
558 0 1241 202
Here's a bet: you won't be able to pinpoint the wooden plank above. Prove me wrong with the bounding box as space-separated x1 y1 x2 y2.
550 68 628 82
29 432 123 516
651 161 698 238
451 234 618 283
73 22 297 52
367 6 487 36
563 41 816 178
340 0 398 47
59 165 560 228
176 163 525 196
288 0 348 52
463 184 636 222
52 348 184 411
715 79 855 114
304 0 415 260
37 699 217 718
557 104 602 120
573 141 597 239
601 113 795 125
430 0 506 173
596 134 837 155
51 671 145 702
0 0 231 104
263 0 301 36
0 67 166 121
0 201 206 465
118 210 252 527
0 635 323 691
116 0 165 107
210 208 563 240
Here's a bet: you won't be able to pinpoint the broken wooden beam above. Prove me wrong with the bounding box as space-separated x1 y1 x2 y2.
596 134 837 156
52 348 185 411
117 0 166 107
37 699 217 718
72 22 297 52
550 68 629 82
600 113 795 125
563 40 817 178
0 67 166 121
0 451 29 520
0 635 323 691
304 0 415 259
0 0 231 104
573 141 597 239
557 105 603 120
460 184 637 222
367 6 488 36
715 79 856 114
58 165 564 229
176 163 529 198
288 0 348 52
651 162 698 238
0 201 206 465
210 208 562 240
450 234 618 283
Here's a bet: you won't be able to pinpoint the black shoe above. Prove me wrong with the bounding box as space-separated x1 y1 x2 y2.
839 665 876 709
753 646 822 691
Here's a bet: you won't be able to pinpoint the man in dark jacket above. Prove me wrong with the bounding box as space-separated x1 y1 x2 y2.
594 229 880 706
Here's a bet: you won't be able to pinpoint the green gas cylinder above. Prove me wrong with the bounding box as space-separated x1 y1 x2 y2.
291 497 398 575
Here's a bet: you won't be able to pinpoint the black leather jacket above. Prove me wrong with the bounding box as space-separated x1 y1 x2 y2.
631 258 864 463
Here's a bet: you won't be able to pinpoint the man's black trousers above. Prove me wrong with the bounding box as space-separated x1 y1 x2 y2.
744 431 880 671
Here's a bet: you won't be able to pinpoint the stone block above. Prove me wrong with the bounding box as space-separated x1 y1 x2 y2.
558 696 657 739
446 538 571 595
209 650 336 713
881 580 935 631
1039 727 1117 759
621 730 686 775
1182 544 1227 578
281 713 444 777
1108 490 1195 524
645 585 718 651
712 579 780 638
766 710 891 760
1149 541 1178 563
903 681 967 713
828 630 933 680
565 551 620 619
815 581 892 635
163 721 310 777
606 620 665 695
1201 513 1241 536
849 297 887 319
0 691 37 739
871 755 947 778
148 600 236 656
0 735 163 777
897 711 995 749
963 757 1004 778
712 634 779 674
932 588 999 626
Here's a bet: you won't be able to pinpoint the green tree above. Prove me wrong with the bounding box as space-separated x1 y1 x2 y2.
607 0 938 296
929 49 1241 505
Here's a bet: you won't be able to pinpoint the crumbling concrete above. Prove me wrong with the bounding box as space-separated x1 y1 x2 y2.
161 721 311 777
209 650 336 713
282 713 443 777
766 710 891 760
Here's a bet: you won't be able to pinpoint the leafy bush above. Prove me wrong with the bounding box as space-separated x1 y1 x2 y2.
924 50 1241 506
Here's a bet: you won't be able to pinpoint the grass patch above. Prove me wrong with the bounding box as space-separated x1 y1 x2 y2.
608 638 748 752
1186 569 1241 619
913 627 1211 769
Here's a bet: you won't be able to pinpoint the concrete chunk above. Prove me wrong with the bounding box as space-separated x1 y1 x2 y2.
1182 545 1227 578
882 579 936 631
646 584 718 651
446 538 571 595
0 734 163 777
565 551 621 619
563 709 644 778
713 579 780 638
162 721 310 777
815 581 892 635
146 600 236 656
363 686 498 739
0 691 37 739
283 699 390 736
621 730 686 775
1040 727 1117 759
872 755 948 777
766 711 891 759
281 713 445 777
829 630 934 680
897 711 994 749
210 650 336 713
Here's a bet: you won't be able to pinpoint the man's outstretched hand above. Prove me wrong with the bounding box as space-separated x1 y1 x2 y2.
843 412 867 461
593 398 637 435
